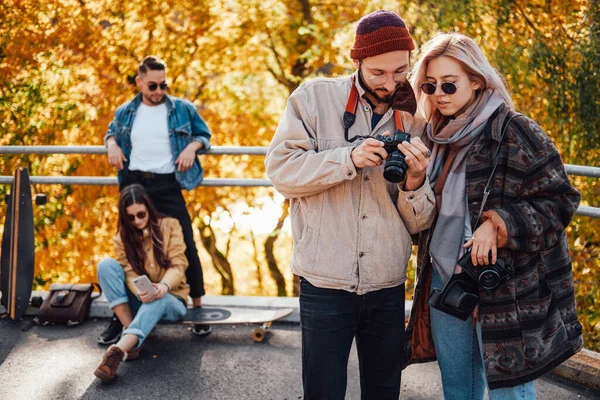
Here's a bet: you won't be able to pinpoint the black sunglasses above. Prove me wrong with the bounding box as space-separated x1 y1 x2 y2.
148 82 168 91
127 211 147 222
420 82 458 95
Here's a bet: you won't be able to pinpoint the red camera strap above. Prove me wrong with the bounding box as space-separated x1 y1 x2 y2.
344 79 404 133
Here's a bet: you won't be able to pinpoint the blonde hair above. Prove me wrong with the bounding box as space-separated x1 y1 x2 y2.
410 32 514 120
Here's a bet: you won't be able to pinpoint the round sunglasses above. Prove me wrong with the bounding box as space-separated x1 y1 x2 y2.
420 81 459 95
127 211 147 222
148 82 168 92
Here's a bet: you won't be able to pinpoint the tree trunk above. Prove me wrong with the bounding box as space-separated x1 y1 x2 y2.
264 199 289 296
198 219 235 295
250 230 264 292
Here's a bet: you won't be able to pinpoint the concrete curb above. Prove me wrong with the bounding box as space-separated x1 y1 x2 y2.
20 292 416 324
552 348 600 392
89 293 303 323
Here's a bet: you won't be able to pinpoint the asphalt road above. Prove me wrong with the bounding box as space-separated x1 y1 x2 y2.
0 318 597 400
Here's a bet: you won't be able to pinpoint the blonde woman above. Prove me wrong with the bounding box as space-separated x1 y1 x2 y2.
404 33 583 399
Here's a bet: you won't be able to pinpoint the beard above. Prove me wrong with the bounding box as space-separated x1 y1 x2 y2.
358 68 397 104
143 93 165 105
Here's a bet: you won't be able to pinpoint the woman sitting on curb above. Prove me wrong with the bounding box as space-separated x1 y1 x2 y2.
94 183 192 382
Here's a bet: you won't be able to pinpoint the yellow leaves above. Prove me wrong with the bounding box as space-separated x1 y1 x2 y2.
1 0 598 345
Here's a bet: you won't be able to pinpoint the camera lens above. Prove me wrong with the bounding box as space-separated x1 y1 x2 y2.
383 151 408 183
479 270 500 290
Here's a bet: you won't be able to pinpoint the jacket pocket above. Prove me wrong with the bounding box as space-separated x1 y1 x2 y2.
175 122 192 136
290 193 324 268
174 122 193 149
515 282 566 362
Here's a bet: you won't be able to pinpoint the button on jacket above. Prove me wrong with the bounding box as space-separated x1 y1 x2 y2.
265 74 436 295
105 93 211 190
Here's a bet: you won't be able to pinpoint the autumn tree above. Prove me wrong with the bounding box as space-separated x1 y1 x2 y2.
0 0 598 348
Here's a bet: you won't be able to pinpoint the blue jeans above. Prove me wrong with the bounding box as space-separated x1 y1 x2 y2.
430 270 537 400
97 258 187 349
299 278 405 400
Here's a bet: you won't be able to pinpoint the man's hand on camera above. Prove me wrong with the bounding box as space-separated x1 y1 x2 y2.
106 137 127 170
397 136 430 190
463 219 498 266
350 138 387 169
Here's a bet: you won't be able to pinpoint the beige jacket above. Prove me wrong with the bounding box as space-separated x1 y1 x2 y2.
114 217 190 301
265 74 436 294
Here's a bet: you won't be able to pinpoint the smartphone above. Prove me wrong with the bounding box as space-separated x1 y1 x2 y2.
133 275 156 295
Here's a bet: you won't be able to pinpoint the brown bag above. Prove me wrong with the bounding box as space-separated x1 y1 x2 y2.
36 283 102 327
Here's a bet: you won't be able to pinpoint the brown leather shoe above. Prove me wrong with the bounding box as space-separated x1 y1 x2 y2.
126 347 141 361
94 345 125 382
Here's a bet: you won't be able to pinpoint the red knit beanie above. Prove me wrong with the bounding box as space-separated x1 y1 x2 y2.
350 10 415 60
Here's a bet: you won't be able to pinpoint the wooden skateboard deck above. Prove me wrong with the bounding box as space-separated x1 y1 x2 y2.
182 307 294 342
0 168 35 320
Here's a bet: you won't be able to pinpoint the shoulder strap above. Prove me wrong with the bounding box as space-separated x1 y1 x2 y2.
91 282 103 301
344 79 404 143
473 112 523 228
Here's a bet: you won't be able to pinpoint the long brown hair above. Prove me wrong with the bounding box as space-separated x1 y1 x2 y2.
118 184 172 275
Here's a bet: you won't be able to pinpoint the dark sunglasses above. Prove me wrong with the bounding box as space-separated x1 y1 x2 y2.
127 211 147 222
148 82 168 91
420 82 458 95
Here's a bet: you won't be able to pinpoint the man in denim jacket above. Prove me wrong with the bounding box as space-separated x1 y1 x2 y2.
99 56 212 343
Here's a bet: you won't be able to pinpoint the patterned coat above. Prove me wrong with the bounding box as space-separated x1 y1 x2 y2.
404 104 584 389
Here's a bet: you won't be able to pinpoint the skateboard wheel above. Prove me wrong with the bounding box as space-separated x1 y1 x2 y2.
30 296 43 308
35 194 47 205
252 327 266 342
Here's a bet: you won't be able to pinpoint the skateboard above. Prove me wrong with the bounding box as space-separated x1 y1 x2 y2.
1 168 35 320
181 307 294 342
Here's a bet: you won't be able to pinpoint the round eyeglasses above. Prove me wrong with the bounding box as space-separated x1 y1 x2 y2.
420 81 459 95
360 61 409 86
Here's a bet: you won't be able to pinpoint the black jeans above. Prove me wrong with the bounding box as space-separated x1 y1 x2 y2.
299 278 405 400
121 170 205 298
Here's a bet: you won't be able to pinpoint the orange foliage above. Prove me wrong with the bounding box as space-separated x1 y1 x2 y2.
0 0 598 349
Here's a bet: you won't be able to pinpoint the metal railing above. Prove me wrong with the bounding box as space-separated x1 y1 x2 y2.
0 146 271 187
1 145 599 217
0 145 268 156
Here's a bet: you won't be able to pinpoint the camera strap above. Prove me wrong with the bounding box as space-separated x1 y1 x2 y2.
473 112 523 228
343 79 404 143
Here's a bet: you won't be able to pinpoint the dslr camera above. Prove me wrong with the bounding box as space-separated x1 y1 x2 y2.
428 251 510 320
373 130 411 183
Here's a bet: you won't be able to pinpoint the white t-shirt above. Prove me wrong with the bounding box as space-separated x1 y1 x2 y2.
129 102 176 173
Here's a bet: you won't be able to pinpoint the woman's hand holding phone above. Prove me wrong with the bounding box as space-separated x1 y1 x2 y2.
138 290 154 303
137 283 168 303
134 275 159 303
152 283 168 300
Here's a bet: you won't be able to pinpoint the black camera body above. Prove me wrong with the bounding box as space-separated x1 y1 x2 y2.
373 130 411 183
428 251 510 321
459 253 509 291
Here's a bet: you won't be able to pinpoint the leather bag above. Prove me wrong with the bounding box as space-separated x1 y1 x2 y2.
37 283 102 327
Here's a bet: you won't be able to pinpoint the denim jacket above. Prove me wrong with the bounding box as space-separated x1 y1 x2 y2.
104 93 211 190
